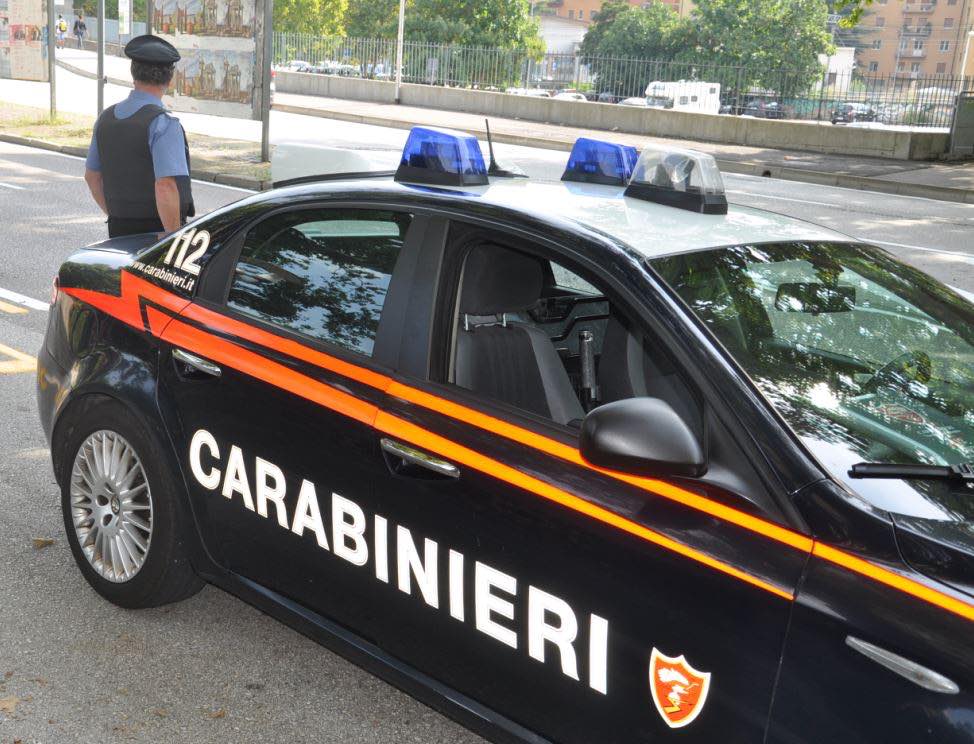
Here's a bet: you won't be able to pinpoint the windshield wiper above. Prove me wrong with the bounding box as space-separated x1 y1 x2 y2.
849 462 974 483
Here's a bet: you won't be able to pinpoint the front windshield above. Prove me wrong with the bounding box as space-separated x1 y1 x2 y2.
651 242 974 520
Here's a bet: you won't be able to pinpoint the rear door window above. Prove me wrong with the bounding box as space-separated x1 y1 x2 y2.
227 209 412 356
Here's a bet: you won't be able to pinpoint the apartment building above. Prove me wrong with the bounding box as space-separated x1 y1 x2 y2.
542 0 694 26
854 0 974 79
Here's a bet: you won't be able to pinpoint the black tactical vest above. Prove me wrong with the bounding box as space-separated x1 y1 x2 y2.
94 104 195 221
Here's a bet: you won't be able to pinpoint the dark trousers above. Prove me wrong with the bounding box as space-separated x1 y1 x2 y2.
107 216 165 238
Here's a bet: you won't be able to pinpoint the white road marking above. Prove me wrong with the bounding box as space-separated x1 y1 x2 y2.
0 287 49 311
0 181 25 190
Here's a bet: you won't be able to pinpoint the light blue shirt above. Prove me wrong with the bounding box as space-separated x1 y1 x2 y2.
85 90 189 179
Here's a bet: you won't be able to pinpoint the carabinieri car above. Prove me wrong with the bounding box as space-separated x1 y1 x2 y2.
38 128 974 743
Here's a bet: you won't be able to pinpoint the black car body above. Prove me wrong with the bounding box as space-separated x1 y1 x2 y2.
831 103 878 124
38 148 974 743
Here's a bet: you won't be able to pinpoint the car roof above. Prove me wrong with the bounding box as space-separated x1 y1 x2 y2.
451 179 849 257
266 176 850 260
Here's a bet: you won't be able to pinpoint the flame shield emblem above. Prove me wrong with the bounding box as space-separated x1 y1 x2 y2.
649 648 712 729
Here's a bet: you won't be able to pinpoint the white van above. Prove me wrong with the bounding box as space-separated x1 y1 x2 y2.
644 81 721 115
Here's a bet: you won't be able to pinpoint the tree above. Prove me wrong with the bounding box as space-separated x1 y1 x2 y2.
682 0 833 95
344 0 398 38
579 2 694 97
833 0 872 27
581 2 689 60
274 0 346 36
411 0 542 50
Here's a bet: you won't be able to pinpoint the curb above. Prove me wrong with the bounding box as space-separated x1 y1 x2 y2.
55 58 131 88
273 102 974 204
0 133 267 190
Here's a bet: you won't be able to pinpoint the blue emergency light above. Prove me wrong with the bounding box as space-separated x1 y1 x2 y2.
395 127 489 187
561 138 638 186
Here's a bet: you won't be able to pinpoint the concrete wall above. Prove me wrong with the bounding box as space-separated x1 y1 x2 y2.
276 70 950 160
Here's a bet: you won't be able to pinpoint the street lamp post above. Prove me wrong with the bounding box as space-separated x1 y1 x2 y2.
46 0 56 119
96 0 105 114
960 30 974 86
394 0 405 103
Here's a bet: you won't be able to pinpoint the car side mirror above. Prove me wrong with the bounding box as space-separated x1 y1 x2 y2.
579 397 706 478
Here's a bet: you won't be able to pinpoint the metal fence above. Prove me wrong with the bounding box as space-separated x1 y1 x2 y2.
274 32 972 128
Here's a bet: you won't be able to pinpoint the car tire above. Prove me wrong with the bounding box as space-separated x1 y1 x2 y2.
58 397 204 609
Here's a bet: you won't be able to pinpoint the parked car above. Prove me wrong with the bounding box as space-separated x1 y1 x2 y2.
831 102 877 124
552 91 588 102
505 87 551 98
618 97 648 107
280 60 310 73
743 100 788 119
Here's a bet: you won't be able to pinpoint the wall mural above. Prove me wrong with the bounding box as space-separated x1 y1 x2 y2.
156 0 264 120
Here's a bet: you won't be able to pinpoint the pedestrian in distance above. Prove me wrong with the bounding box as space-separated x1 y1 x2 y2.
84 35 195 239
72 15 86 49
55 14 67 49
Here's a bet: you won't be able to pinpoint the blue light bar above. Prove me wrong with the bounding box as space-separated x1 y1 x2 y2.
561 138 638 186
395 127 489 187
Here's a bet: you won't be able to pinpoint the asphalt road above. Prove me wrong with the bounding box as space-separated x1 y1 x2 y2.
0 136 971 744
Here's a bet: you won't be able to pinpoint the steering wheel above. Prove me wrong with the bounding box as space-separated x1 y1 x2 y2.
863 350 932 394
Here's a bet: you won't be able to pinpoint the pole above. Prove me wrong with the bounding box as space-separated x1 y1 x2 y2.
260 0 273 162
146 0 152 35
96 0 105 114
394 0 405 103
47 0 56 119
961 31 974 84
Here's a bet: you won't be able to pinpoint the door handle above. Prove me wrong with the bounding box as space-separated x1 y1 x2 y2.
380 438 459 479
846 636 959 694
173 347 222 378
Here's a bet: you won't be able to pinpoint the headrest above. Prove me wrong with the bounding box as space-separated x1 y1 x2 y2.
459 245 544 316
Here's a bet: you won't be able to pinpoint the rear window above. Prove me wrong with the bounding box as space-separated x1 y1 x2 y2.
227 209 411 356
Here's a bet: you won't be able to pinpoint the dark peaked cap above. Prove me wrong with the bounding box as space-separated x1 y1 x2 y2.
124 34 180 65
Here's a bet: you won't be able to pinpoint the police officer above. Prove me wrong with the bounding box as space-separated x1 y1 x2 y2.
84 35 195 238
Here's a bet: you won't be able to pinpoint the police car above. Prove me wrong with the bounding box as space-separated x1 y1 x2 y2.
38 128 974 743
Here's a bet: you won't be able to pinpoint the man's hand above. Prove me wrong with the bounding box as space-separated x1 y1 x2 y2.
155 177 182 234
84 169 108 215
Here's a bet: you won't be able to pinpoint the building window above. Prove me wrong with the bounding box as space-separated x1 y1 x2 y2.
899 38 909 51
868 61 879 72
940 40 950 51
936 62 947 73
911 62 921 72
944 17 954 27
914 38 924 50
875 16 885 26
871 38 883 49
578 9 583 18
947 0 957 5
568 9 574 17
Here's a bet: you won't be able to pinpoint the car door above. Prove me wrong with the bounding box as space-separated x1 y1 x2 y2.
157 205 422 625
357 225 811 742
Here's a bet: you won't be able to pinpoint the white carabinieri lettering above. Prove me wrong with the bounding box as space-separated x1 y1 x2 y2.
187 428 611 695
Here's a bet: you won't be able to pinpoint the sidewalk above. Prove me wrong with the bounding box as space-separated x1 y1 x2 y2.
32 48 974 202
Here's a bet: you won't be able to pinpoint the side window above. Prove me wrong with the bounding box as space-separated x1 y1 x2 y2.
227 209 411 357
448 240 702 435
